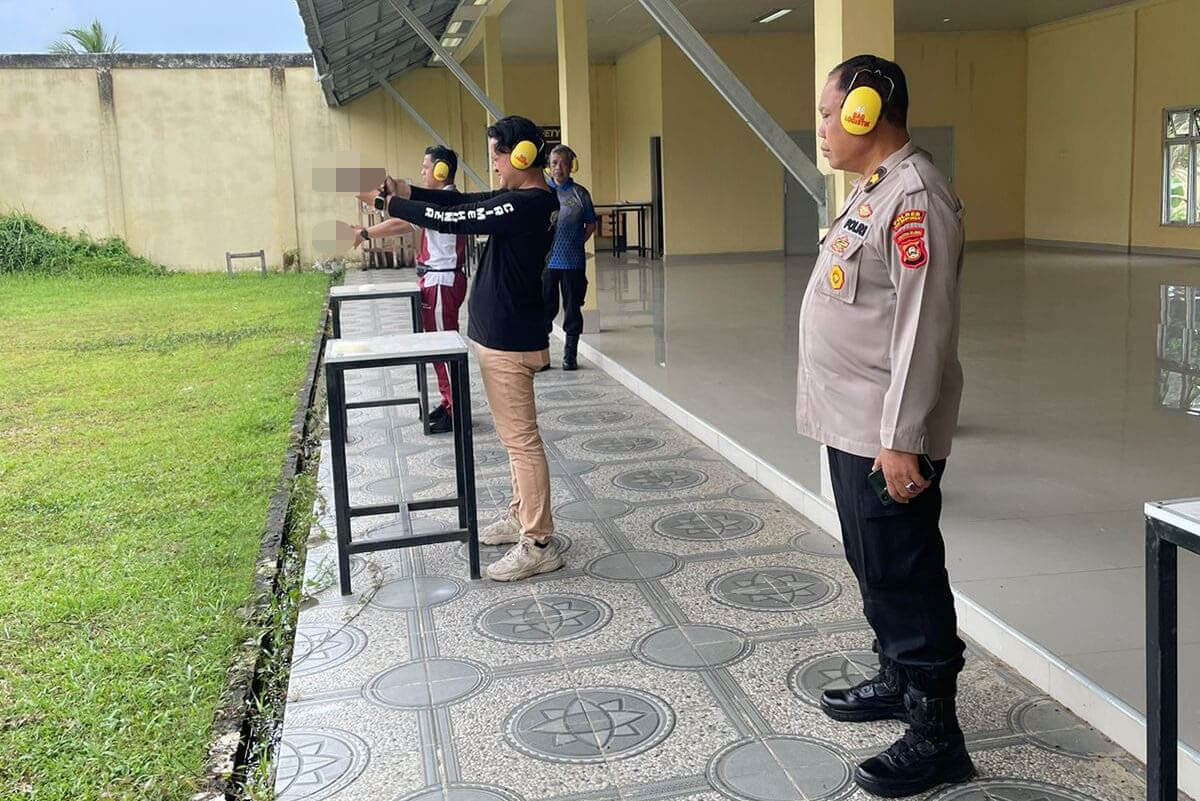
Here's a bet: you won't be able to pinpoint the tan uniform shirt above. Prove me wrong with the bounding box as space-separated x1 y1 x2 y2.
796 141 965 460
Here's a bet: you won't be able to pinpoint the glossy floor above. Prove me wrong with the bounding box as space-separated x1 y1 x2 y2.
587 245 1200 750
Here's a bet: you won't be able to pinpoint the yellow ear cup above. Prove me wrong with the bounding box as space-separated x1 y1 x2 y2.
433 160 450 181
509 140 539 170
571 157 579 174
841 85 882 135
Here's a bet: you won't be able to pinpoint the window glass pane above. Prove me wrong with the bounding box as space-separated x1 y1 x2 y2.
1168 110 1192 138
1189 330 1200 371
1188 378 1200 413
1167 144 1189 222
1163 324 1185 363
1195 143 1200 222
1165 285 1188 323
1194 109 1200 137
1161 369 1184 407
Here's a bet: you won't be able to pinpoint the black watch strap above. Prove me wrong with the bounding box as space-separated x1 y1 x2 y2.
360 228 371 242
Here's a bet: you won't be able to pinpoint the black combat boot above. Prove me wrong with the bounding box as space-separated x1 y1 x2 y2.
853 685 976 797
562 335 579 371
820 652 907 722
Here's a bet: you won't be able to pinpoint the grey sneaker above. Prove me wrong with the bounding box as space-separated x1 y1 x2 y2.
486 538 563 582
479 512 521 545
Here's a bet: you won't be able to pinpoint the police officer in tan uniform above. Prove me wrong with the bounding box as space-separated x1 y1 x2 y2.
797 55 974 797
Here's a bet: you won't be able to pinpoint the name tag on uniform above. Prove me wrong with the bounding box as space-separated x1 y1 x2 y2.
842 217 869 238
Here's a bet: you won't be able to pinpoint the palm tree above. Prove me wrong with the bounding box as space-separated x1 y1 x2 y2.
49 19 121 54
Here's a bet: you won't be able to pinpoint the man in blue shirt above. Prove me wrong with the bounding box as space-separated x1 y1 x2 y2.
543 144 596 370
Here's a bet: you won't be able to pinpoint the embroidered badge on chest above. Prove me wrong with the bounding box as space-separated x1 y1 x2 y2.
829 264 845 291
857 203 872 219
830 235 850 255
891 209 928 269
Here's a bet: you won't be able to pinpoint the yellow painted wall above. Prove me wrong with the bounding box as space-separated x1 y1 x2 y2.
1024 13 1135 246
588 64 618 204
1025 0 1200 253
899 32 1027 242
651 31 1026 255
614 37 663 205
1131 0 1200 251
660 33 815 255
0 68 112 239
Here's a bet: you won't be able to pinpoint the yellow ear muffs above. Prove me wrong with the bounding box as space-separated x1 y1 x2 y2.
841 84 882 135
432 160 450 181
509 140 539 170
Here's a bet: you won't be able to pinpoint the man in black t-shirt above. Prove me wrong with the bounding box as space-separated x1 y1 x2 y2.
369 116 562 582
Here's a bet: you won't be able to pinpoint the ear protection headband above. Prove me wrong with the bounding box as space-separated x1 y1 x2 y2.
840 69 895 136
432 159 451 181
508 137 543 170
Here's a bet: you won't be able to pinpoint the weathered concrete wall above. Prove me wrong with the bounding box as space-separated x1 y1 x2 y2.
0 53 622 272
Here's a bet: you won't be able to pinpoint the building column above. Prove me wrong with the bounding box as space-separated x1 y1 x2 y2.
483 15 506 189
814 0 894 225
556 0 599 334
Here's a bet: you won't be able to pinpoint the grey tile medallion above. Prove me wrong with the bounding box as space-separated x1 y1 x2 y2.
292 623 369 677
786 650 881 707
927 779 1103 800
474 593 612 643
652 509 765 542
504 686 675 763
275 728 370 801
707 735 855 801
709 566 840 612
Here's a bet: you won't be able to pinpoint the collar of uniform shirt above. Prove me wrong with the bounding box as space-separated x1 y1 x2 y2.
857 139 919 192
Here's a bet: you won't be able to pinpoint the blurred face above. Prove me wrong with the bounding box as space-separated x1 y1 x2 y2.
549 152 571 184
817 73 869 172
489 137 518 189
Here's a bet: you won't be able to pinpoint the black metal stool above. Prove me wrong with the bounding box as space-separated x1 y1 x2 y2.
329 282 433 435
324 330 480 593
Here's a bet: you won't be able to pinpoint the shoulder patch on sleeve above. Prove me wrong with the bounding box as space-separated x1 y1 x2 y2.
891 208 929 269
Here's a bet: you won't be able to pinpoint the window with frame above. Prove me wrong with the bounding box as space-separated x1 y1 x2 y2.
1163 107 1200 225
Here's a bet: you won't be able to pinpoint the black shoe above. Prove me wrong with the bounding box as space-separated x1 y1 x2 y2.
428 413 453 435
429 404 449 422
562 334 579 371
820 659 907 722
853 687 976 798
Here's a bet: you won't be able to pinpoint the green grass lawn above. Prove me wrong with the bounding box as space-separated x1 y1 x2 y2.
0 272 329 800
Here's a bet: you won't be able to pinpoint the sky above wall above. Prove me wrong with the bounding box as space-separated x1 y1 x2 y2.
0 0 309 53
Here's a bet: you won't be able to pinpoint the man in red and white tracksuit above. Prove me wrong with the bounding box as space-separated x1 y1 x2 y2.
415 146 468 434
353 145 467 434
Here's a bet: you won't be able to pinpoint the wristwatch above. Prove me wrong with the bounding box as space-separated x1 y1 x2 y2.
359 228 371 243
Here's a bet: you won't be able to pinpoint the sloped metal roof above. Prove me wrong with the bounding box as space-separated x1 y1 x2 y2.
296 0 459 107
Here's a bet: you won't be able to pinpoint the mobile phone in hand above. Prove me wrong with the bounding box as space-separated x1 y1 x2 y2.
867 456 937 506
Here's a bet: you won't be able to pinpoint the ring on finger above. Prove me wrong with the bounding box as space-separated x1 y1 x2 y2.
904 481 917 492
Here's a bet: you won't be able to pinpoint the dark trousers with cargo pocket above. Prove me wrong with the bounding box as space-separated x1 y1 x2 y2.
827 447 966 695
543 267 588 337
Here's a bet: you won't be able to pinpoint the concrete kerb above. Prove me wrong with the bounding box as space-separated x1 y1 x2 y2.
193 295 331 801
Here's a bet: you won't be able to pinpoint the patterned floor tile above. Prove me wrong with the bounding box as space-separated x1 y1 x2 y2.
282 276 1160 801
